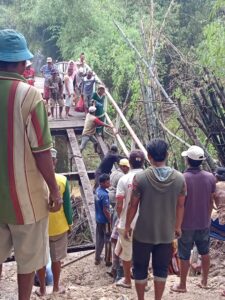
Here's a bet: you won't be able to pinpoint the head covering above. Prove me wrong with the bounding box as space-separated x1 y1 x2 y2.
47 57 53 63
119 158 130 168
181 145 206 161
88 106 96 113
215 167 225 181
98 84 105 90
50 148 57 158
0 29 33 62
26 60 32 67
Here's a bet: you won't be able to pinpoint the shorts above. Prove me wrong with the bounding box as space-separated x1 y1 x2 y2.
83 94 92 108
49 232 68 262
115 228 133 261
50 97 64 108
111 219 119 240
133 239 172 283
65 94 74 107
178 228 210 260
0 217 49 274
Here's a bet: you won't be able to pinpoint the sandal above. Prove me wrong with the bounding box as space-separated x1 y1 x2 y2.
116 278 132 289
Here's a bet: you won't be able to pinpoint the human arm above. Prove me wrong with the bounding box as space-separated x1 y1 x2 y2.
94 117 113 129
59 78 63 98
116 195 124 218
175 180 186 238
175 194 185 239
102 194 111 223
64 76 71 97
115 177 125 217
209 193 215 218
33 151 62 212
27 100 62 211
124 176 141 239
63 180 73 228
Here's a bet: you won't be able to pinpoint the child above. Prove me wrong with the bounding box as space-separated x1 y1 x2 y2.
95 173 112 266
36 148 73 296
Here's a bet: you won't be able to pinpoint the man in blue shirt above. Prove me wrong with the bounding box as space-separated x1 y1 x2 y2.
40 57 57 101
95 174 111 266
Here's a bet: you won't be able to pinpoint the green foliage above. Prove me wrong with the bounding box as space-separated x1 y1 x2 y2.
196 0 225 77
197 21 225 77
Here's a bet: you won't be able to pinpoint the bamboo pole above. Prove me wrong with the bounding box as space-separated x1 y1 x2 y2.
104 112 130 157
113 21 216 170
159 120 191 147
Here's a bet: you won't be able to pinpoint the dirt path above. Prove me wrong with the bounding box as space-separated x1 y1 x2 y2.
1 250 225 300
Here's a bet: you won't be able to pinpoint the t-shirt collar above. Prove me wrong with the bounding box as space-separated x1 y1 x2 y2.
0 71 26 83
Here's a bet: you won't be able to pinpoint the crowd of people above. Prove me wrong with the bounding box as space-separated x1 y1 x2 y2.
39 54 104 120
1 28 225 300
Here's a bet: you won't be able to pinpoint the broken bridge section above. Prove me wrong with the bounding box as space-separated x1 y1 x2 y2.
67 128 96 242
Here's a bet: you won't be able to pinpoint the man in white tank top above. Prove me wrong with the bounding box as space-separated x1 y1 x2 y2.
64 68 74 118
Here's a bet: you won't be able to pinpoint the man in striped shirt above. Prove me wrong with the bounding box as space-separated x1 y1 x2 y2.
0 29 62 300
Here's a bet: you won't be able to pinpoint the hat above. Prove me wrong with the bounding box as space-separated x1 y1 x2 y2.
119 158 130 168
47 57 52 63
181 145 206 161
0 29 33 62
88 106 96 113
215 167 225 181
26 60 32 67
98 84 105 90
50 148 57 158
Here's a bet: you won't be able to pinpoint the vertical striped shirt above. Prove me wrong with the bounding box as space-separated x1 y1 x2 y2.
0 71 52 225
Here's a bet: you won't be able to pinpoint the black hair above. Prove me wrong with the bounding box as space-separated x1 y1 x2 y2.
80 52 85 56
99 173 110 184
129 150 145 169
187 157 202 167
110 144 118 153
146 139 168 162
215 167 225 181
0 61 20 69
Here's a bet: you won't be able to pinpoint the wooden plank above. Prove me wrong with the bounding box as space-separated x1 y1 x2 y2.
49 114 85 130
66 129 96 242
62 171 95 181
96 135 109 157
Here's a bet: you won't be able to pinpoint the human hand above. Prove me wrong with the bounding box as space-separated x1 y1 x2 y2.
112 126 118 134
124 227 132 240
68 225 73 234
49 189 63 212
175 227 182 239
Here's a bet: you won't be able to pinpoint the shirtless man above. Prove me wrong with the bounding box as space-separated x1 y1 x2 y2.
214 167 225 225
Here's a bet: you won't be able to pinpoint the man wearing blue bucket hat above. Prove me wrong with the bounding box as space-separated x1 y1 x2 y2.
0 29 62 300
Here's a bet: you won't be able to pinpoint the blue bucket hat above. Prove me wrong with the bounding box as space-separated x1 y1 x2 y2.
0 29 33 62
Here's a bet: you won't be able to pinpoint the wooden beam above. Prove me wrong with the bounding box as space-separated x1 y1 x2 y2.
96 135 109 156
66 129 96 242
62 171 95 181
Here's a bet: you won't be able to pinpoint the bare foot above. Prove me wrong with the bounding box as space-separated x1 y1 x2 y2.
35 289 46 297
171 284 187 293
53 286 66 294
197 282 210 289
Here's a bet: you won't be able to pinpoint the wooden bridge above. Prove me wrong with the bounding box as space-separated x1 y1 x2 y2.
35 72 148 251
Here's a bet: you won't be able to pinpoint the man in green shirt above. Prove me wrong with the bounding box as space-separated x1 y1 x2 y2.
125 139 186 300
92 85 106 135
